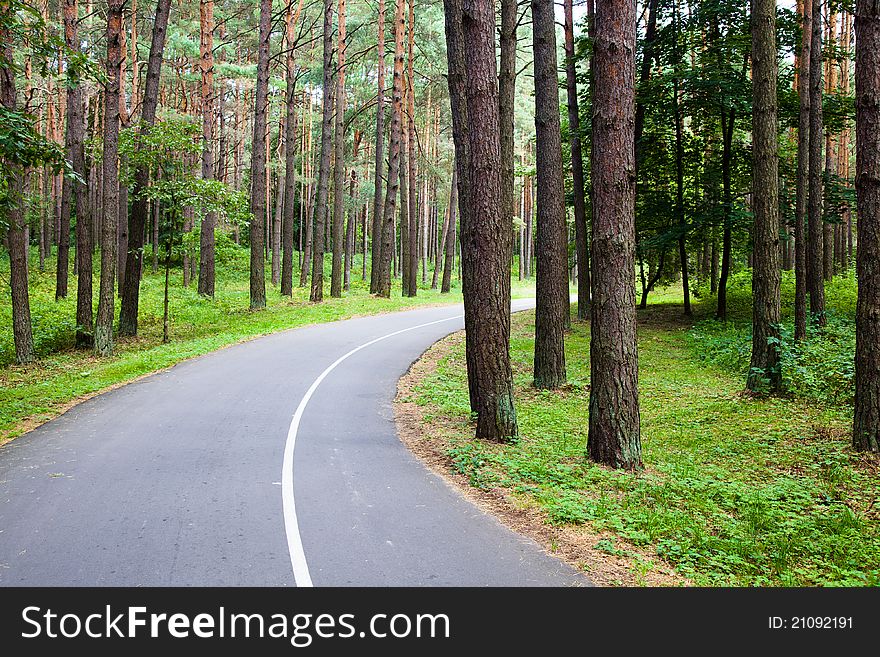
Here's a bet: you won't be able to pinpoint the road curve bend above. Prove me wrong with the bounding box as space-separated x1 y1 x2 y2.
0 300 588 587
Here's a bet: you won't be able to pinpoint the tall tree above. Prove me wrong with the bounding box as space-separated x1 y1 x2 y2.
499 0 517 302
310 0 336 302
807 0 826 325
59 0 87 311
370 0 386 294
281 0 303 297
532 0 567 389
118 0 172 336
197 0 215 297
672 1 691 318
588 0 641 469
795 0 811 341
330 0 347 298
747 0 782 393
249 0 272 309
854 0 880 452
1 3 34 363
563 0 590 321
94 0 124 356
459 0 518 439
405 0 418 297
377 0 405 297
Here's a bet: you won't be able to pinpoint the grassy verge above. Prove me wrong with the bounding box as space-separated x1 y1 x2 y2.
1 248 534 442
401 301 880 586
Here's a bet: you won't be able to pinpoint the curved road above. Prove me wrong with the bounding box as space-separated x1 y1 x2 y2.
0 300 586 587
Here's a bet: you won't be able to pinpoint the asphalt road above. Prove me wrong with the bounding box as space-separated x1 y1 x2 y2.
0 299 587 587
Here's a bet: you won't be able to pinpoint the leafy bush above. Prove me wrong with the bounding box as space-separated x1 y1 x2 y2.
689 270 857 405
0 299 76 365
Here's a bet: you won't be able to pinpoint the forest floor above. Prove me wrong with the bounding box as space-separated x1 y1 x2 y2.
396 293 880 587
0 250 535 443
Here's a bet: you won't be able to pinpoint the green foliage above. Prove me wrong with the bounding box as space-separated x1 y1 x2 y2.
689 270 857 405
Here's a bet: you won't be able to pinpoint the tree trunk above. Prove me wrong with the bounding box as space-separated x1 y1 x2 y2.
406 0 418 297
854 0 880 452
808 0 826 325
441 169 457 293
119 0 171 336
747 0 782 394
299 95 314 286
94 0 124 356
310 0 336 302
58 0 83 303
377 0 405 298
672 4 691 318
281 0 303 297
795 0 811 340
532 0 568 389
499 0 518 297
249 0 271 309
457 0 518 440
370 0 387 294
564 0 590 321
443 0 478 409
1 16 34 363
330 0 347 298
588 0 641 469
197 0 216 297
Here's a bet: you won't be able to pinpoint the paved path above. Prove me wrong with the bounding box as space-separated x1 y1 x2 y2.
0 300 587 587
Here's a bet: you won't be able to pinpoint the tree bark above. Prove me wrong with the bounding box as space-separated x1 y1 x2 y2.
406 0 418 297
499 0 518 298
1 12 34 363
310 0 336 302
747 0 782 394
588 0 641 469
795 0 811 340
249 0 272 309
808 0 826 325
563 0 590 321
119 0 171 336
377 0 405 297
443 0 478 409
458 0 518 440
370 0 387 294
441 169 458 293
59 0 84 305
282 0 303 297
94 0 124 356
197 0 216 297
854 0 880 452
532 0 568 389
330 0 347 298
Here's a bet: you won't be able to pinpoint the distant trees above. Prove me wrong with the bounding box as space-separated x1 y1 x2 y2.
854 0 880 452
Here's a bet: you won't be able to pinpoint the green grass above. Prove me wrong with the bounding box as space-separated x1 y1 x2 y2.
0 244 535 440
409 298 880 586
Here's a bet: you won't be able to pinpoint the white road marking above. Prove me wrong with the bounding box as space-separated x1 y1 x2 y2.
282 313 464 587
